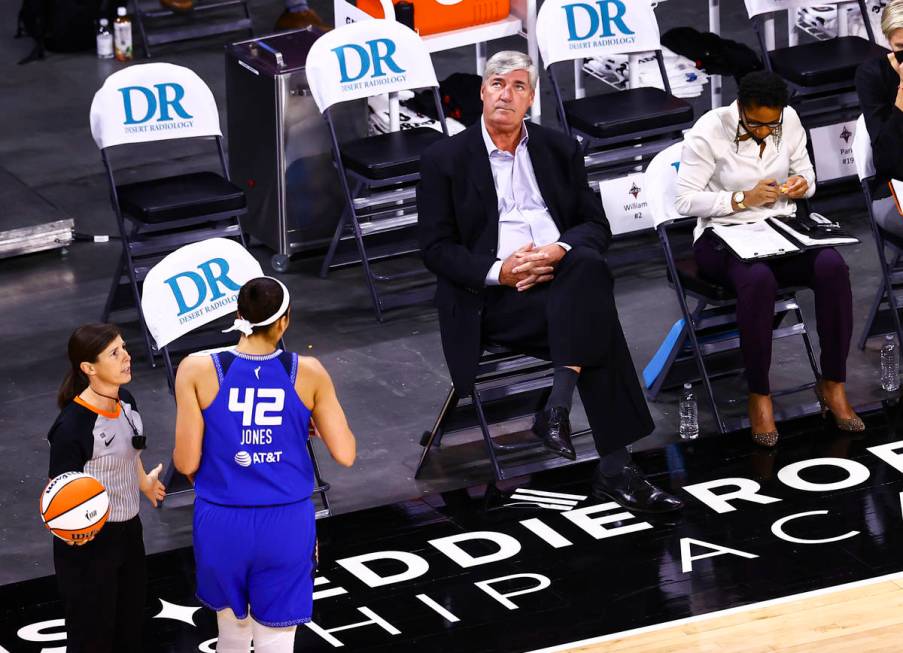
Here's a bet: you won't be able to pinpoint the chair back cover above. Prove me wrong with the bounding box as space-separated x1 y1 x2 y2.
745 0 846 19
90 63 221 150
306 20 438 113
536 0 661 67
141 238 263 349
644 141 685 227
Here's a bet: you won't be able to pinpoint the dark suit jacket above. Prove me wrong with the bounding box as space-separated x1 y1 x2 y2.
856 55 903 199
416 121 612 393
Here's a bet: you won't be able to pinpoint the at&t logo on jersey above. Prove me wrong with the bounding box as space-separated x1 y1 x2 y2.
229 387 286 467
234 450 284 467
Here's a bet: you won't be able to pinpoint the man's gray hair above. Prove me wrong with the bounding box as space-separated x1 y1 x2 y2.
482 51 538 90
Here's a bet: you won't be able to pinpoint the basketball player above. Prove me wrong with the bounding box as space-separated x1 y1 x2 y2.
48 323 166 653
174 277 356 653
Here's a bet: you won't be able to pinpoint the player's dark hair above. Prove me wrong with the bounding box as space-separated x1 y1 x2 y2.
58 323 122 408
237 278 291 335
737 71 789 109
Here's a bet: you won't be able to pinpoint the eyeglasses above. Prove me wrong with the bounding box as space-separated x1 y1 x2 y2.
741 109 783 130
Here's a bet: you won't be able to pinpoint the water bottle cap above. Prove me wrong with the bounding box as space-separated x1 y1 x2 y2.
683 382 692 389
99 18 109 25
117 6 127 16
887 333 895 341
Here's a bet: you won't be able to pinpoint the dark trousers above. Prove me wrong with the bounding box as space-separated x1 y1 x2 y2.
53 516 147 653
693 232 853 395
482 246 654 455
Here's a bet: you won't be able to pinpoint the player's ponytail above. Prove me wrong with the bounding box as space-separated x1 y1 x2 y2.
58 323 122 408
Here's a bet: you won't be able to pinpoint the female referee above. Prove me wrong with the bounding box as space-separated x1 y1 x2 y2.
173 276 356 653
48 323 166 652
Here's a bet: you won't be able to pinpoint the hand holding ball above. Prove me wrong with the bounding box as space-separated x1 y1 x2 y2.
40 472 110 544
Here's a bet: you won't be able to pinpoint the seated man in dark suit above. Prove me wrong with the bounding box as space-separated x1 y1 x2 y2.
416 51 682 513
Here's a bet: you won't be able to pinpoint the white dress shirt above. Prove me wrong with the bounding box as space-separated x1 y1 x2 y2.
481 117 570 285
675 101 816 241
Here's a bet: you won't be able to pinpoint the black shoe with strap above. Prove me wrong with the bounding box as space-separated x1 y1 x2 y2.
591 463 684 513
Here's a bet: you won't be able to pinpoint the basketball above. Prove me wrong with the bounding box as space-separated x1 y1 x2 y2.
40 472 110 543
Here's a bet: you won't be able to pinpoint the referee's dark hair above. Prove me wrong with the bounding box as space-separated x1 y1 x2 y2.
737 71 790 109
237 277 291 334
58 323 122 408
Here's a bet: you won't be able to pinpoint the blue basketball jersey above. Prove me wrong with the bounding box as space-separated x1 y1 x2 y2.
194 349 314 506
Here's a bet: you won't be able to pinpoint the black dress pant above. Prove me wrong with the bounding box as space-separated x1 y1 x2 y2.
53 516 147 653
482 246 654 455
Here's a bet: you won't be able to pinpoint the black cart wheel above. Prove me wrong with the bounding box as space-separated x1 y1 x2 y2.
271 254 290 273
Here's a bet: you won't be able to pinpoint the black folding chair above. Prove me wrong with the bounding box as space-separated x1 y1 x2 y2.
536 0 693 183
91 63 246 365
90 63 246 364
745 0 886 125
644 145 821 434
853 115 903 349
306 20 449 321
415 345 595 482
139 240 331 516
130 0 254 59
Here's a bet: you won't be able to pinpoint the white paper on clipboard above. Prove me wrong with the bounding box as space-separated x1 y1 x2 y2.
889 179 903 217
710 221 800 260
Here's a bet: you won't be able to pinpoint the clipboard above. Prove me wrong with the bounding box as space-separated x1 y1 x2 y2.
710 214 859 262
889 179 903 217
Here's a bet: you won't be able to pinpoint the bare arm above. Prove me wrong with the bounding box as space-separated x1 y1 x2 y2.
173 356 209 477
297 357 356 467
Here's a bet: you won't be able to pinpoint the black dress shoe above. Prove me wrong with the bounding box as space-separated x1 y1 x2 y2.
591 463 684 513
531 407 576 460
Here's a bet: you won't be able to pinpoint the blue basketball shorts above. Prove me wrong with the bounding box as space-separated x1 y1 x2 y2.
193 498 316 626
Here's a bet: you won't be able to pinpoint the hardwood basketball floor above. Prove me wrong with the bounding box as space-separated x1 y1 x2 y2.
555 576 903 653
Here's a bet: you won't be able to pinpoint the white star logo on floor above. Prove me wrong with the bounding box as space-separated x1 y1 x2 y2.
153 599 201 626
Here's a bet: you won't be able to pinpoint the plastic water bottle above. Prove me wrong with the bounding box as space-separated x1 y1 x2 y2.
96 18 113 59
679 383 699 440
880 333 900 392
114 7 133 62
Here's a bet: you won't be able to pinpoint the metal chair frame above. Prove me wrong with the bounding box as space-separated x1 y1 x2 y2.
99 135 246 364
415 346 594 482
130 0 253 59
856 179 903 349
318 89 449 321
652 215 822 434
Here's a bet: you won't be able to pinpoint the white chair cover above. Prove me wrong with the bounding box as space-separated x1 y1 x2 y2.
852 114 876 181
536 0 661 67
141 238 264 349
305 20 438 113
89 63 221 150
644 141 685 227
745 0 846 19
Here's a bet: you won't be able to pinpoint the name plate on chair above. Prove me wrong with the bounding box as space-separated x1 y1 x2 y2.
810 120 858 183
597 173 654 236
141 238 264 349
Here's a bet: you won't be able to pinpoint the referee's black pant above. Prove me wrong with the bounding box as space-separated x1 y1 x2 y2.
54 515 146 653
482 246 654 455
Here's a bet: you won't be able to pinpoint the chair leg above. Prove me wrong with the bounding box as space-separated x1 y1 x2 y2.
414 386 458 479
319 204 349 279
130 0 151 58
123 249 156 366
793 303 821 379
682 298 728 435
472 388 505 481
858 279 886 351
350 214 385 322
647 319 692 401
883 258 903 349
307 439 331 517
102 250 127 322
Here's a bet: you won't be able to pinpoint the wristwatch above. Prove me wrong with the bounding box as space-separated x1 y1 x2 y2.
732 191 746 210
